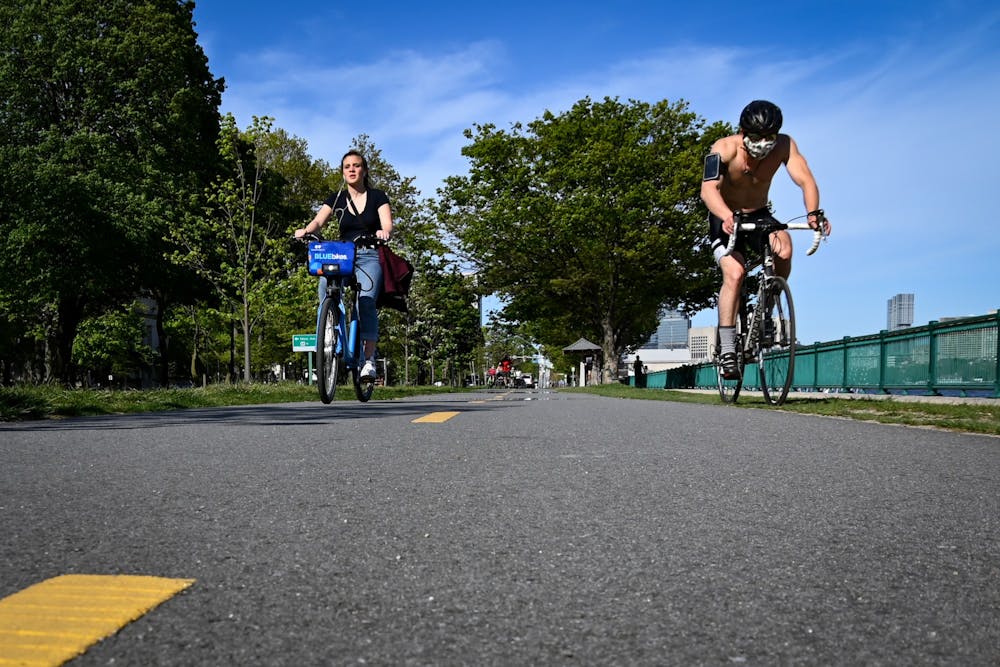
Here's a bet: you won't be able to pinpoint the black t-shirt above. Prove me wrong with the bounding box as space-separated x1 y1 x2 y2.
323 188 390 241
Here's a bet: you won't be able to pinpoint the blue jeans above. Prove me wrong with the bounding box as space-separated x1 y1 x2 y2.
316 247 382 343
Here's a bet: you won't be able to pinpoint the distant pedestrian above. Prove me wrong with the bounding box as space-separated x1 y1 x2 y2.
633 355 645 388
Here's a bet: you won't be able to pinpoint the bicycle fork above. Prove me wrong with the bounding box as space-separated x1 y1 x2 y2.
346 310 359 369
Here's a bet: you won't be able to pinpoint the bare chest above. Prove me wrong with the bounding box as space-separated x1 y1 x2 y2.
722 157 777 208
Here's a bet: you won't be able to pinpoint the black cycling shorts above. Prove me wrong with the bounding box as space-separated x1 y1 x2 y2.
709 207 777 263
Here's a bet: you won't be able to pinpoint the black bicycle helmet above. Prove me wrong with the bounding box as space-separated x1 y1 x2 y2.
739 100 783 135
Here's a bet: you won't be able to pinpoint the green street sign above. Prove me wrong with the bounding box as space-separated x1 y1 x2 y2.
292 334 316 352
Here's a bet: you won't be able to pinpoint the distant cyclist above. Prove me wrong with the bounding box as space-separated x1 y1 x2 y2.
295 149 393 383
700 100 832 379
498 355 513 386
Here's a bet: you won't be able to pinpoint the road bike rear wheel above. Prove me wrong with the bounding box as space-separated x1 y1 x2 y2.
716 307 746 404
316 295 340 404
758 276 796 406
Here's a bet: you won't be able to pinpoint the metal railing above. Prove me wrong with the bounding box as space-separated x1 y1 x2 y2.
636 311 999 397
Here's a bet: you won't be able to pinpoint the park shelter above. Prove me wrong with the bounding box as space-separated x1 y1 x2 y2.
563 338 601 386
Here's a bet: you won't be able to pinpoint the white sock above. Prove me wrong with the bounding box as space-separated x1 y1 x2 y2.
719 326 736 355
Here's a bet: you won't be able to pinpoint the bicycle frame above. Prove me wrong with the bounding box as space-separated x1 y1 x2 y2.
318 276 361 371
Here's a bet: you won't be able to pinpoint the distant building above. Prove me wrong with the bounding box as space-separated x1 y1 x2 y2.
640 310 691 349
887 293 914 331
624 323 716 374
689 326 714 361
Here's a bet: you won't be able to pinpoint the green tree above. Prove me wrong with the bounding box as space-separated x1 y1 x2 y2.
169 115 296 383
0 0 222 383
438 97 727 381
404 264 482 385
247 127 340 380
72 302 156 387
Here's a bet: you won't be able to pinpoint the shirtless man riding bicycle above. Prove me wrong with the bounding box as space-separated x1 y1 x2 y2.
700 100 832 379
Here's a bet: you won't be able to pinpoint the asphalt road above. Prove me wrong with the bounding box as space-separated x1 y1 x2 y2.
2 389 998 665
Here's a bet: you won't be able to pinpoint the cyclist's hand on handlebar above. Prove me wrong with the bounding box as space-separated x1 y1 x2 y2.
807 210 831 236
721 213 736 236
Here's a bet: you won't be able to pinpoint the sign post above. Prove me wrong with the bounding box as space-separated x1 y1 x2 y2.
292 334 317 385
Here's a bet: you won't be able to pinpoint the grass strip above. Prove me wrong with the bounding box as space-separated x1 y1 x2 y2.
561 385 1000 437
0 383 467 421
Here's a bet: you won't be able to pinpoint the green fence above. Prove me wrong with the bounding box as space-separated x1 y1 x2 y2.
639 311 1000 397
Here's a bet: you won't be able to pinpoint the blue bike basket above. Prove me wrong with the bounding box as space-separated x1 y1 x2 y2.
308 241 355 277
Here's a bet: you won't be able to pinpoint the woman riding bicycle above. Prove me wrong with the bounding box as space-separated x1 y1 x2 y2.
700 100 832 379
294 149 393 382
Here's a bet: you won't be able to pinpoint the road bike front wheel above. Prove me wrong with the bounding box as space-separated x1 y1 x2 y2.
758 276 796 406
316 295 340 404
716 307 746 404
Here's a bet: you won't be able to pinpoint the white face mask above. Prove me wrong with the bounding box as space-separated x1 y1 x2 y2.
743 134 777 159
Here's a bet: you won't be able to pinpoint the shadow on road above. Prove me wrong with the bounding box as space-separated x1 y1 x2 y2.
0 390 550 432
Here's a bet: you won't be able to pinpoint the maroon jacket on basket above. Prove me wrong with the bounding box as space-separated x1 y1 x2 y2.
377 245 414 312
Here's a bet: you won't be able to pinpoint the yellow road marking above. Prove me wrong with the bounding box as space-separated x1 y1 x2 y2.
412 411 460 423
0 574 194 667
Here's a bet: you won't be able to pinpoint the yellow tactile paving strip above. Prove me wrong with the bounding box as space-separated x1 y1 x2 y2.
0 574 195 667
411 411 461 423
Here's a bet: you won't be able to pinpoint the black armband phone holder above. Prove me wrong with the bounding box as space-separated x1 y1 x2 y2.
703 153 722 181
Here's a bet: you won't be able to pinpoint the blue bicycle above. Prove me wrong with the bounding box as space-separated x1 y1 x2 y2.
302 234 380 403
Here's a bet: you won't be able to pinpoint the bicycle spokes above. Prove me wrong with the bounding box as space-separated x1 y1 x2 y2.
758 276 795 405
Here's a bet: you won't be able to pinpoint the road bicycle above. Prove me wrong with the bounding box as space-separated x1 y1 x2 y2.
301 233 382 404
715 210 828 406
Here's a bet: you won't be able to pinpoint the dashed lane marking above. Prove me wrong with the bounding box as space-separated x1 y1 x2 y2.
412 411 461 423
0 574 194 667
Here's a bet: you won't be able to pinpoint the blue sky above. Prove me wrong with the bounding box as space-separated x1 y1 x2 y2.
192 0 1000 345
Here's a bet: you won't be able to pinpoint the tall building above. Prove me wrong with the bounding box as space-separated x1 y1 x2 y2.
658 310 690 349
887 293 914 330
640 310 691 349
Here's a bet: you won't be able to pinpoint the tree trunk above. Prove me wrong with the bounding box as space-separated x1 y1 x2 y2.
46 296 84 385
155 295 169 387
404 334 410 385
228 319 236 382
189 307 201 383
600 315 618 384
242 298 252 383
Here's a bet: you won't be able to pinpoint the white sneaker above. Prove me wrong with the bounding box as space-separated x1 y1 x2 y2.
361 360 376 382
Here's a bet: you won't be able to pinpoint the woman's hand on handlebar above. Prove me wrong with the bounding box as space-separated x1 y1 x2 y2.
293 230 322 243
